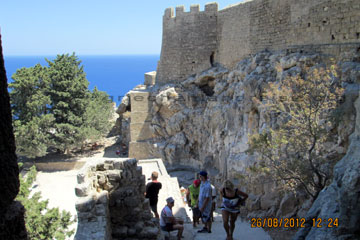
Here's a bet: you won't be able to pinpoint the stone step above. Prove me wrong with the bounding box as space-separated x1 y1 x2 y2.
138 159 191 223
129 141 159 160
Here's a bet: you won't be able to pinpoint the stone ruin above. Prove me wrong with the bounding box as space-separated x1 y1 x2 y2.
74 158 160 240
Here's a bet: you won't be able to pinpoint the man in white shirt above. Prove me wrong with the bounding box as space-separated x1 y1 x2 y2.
160 197 184 240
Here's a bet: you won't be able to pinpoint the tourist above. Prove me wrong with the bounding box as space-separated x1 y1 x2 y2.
121 143 127 156
211 183 217 222
145 171 162 218
115 147 121 156
186 179 201 227
220 180 248 240
198 171 212 233
160 197 184 240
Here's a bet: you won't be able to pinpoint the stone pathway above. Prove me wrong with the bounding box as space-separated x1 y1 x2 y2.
34 170 79 239
138 159 271 240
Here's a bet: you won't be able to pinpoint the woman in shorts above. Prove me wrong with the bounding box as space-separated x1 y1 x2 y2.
220 180 248 240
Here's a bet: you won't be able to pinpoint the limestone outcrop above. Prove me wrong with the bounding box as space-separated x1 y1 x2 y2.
74 158 160 240
132 49 359 219
0 33 27 239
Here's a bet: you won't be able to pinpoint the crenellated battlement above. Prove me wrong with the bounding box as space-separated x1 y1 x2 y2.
163 2 218 19
190 4 200 13
157 0 360 84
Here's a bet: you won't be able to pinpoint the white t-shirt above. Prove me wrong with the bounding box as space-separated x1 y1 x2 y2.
211 184 217 198
160 205 173 227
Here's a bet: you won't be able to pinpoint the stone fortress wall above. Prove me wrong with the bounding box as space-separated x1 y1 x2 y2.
156 0 360 84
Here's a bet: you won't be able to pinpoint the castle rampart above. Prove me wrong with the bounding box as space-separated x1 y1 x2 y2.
156 3 219 85
156 0 360 84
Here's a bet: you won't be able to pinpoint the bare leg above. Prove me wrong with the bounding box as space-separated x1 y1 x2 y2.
229 212 239 240
222 210 231 240
211 202 215 222
193 215 197 227
173 224 184 240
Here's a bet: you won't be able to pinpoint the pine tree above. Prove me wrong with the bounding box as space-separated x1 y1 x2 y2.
10 53 114 157
47 53 90 153
83 87 114 141
9 65 54 158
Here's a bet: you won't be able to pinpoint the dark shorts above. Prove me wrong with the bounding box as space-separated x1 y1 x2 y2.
161 223 174 232
191 207 201 218
150 204 157 214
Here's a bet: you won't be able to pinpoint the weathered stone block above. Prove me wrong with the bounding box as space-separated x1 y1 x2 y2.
139 226 159 238
130 91 151 112
77 173 86 184
95 204 107 216
76 195 96 212
130 122 154 141
113 160 124 170
107 170 122 182
104 163 114 170
127 227 137 237
130 111 152 124
97 173 107 186
112 226 128 238
124 196 140 207
144 71 156 86
134 221 144 232
75 183 89 197
97 191 108 204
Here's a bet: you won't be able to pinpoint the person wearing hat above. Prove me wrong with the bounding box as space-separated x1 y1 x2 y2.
220 179 248 240
198 171 212 233
186 179 201 227
160 197 184 240
145 171 162 218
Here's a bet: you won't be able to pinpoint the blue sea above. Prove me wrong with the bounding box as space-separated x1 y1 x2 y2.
4 55 159 105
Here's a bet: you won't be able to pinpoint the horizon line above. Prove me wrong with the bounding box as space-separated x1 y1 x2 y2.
4 53 160 57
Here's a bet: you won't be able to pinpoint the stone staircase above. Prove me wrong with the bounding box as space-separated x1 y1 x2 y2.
138 159 191 223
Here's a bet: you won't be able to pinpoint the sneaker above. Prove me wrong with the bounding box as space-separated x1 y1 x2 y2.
197 228 209 233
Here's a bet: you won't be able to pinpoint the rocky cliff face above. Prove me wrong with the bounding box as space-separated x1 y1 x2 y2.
0 34 27 239
118 49 360 220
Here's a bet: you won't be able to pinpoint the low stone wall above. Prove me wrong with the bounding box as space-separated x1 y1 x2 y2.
74 158 160 240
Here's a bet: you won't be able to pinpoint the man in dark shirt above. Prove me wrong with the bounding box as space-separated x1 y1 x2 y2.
145 171 162 218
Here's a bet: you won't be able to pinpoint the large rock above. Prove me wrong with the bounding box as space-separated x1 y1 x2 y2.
148 50 360 219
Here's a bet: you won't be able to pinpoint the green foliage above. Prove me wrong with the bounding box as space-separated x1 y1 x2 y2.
248 65 344 200
16 166 74 239
13 115 55 158
9 53 113 158
81 87 114 145
10 64 50 122
47 53 90 152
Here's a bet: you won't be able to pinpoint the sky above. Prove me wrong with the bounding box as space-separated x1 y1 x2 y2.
0 0 243 56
